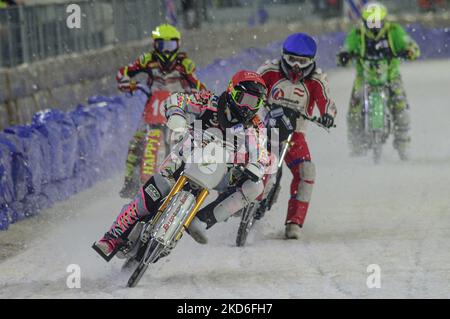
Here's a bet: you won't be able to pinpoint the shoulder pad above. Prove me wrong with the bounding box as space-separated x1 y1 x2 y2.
314 68 323 75
310 68 329 83
139 53 153 67
257 59 279 74
181 57 196 74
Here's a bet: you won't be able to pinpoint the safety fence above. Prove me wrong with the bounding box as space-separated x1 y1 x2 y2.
1 0 448 68
0 0 165 68
1 24 450 230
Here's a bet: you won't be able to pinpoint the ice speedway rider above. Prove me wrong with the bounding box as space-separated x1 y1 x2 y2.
257 32 337 240
337 2 420 160
93 70 269 256
116 23 206 198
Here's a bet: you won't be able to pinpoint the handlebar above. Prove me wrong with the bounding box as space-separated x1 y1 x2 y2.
270 103 335 132
341 51 411 64
132 82 152 98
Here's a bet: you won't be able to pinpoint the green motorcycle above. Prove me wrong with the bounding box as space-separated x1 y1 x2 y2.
358 56 392 164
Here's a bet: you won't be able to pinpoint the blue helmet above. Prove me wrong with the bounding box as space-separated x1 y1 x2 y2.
281 33 317 82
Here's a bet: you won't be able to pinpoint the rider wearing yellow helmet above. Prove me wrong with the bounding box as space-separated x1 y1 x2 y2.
116 24 206 198
117 24 205 92
337 2 420 160
151 24 181 68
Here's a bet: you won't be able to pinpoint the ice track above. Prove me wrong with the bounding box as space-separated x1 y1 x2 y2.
1 59 450 298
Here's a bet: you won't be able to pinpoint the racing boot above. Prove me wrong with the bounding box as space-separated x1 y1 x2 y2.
93 199 141 259
285 223 302 239
392 109 411 161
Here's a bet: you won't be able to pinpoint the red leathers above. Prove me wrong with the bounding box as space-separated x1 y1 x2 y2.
258 59 337 230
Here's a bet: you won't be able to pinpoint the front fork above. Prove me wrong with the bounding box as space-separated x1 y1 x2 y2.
144 175 209 244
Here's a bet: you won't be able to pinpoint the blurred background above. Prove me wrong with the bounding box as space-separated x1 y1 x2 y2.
0 0 449 130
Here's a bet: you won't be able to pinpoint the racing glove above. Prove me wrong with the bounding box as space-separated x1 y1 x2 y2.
118 79 136 93
317 113 335 129
337 51 351 67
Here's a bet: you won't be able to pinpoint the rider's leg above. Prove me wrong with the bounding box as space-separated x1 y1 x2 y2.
94 173 173 256
120 127 146 198
347 77 365 156
389 76 411 160
284 132 314 239
94 152 184 256
193 179 264 231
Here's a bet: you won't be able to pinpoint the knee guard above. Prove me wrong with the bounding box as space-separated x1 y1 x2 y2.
241 179 264 203
296 161 316 203
202 180 264 225
141 173 172 216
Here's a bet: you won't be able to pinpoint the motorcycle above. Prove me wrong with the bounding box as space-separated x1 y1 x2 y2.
344 52 410 164
358 55 392 164
236 133 292 247
235 106 334 247
97 128 240 287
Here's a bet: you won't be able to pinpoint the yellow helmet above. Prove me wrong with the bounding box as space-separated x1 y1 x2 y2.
151 24 181 41
151 24 181 68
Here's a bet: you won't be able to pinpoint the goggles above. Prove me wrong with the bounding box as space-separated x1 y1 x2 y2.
283 54 314 68
230 87 265 111
154 39 179 52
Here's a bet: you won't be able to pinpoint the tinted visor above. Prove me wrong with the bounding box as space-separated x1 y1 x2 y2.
154 39 179 52
283 53 314 68
231 88 264 111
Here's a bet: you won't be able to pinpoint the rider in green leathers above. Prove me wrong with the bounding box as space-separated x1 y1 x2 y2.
337 2 420 160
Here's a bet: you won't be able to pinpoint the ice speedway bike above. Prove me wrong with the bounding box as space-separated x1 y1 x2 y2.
344 51 411 164
123 82 171 198
94 128 254 287
235 105 335 247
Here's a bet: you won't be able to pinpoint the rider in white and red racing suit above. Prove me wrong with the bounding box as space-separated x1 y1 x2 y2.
257 33 337 239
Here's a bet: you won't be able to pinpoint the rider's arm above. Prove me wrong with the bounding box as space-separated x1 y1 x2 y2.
116 53 154 83
164 91 216 131
177 55 207 91
389 23 421 60
310 70 337 120
337 27 361 66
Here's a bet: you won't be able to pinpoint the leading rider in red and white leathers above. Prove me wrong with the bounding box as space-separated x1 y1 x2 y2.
257 33 337 239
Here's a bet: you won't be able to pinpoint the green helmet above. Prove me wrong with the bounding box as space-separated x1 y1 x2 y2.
361 2 388 22
361 2 388 37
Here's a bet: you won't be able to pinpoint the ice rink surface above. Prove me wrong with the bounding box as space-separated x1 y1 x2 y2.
1 59 449 298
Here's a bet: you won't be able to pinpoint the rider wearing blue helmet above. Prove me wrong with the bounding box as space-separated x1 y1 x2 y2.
257 33 337 239
280 33 318 83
